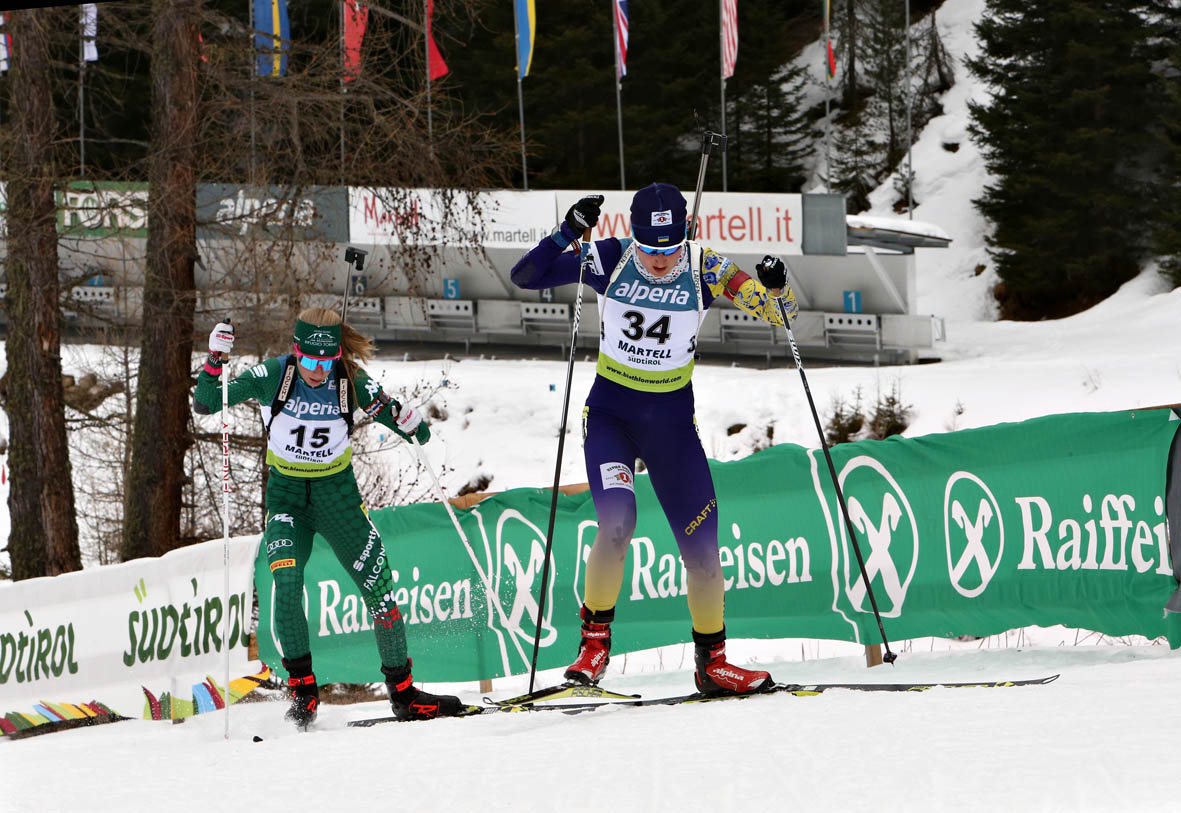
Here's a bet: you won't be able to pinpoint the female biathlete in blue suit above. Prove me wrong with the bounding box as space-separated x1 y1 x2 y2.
510 183 799 695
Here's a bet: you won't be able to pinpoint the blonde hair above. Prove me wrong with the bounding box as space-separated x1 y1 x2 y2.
297 307 375 399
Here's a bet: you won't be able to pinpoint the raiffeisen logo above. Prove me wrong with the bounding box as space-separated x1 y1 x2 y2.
943 471 1005 598
823 454 918 624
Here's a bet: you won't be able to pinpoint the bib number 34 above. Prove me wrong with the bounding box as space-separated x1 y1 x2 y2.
621 311 671 344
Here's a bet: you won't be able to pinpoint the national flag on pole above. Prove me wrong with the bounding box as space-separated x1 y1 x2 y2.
824 0 836 79
514 0 534 79
253 0 290 77
81 4 98 62
426 0 448 81
613 0 628 79
0 13 12 73
343 0 368 82
721 0 737 80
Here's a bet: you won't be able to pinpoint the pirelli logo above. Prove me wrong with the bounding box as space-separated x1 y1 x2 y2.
270 558 296 572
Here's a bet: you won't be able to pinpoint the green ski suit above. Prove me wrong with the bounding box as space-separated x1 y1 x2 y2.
194 353 422 672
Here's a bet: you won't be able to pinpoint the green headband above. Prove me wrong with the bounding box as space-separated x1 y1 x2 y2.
293 319 342 358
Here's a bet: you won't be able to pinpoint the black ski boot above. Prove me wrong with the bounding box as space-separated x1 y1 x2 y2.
282 654 319 729
382 660 464 721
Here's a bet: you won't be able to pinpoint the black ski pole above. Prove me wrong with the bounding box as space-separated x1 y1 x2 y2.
528 225 592 693
689 130 727 240
770 291 898 664
342 246 368 324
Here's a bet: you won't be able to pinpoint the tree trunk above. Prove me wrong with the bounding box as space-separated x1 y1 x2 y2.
4 8 82 579
121 0 202 560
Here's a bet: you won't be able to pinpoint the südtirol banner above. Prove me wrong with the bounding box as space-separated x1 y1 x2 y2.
254 409 1180 683
0 537 256 715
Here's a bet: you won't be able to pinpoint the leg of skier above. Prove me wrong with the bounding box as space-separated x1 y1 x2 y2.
261 476 320 726
313 470 464 720
564 408 640 684
643 410 773 697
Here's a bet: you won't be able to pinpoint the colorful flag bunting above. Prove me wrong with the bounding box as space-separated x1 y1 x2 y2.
427 0 448 81
614 0 628 79
253 0 290 77
81 4 98 62
721 0 737 80
514 0 534 80
343 0 368 82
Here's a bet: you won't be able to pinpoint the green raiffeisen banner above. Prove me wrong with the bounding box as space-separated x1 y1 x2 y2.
254 409 1181 683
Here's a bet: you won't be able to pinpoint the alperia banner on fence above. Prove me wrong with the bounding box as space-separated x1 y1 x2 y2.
254 409 1181 683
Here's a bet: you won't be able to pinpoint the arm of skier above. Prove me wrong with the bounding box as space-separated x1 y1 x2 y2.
510 194 619 294
353 368 431 444
193 323 280 414
702 250 799 327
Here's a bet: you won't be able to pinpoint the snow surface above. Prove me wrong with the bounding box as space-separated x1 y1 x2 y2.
4 0 1181 809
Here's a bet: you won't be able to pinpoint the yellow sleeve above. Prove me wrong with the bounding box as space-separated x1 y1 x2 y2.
701 247 798 326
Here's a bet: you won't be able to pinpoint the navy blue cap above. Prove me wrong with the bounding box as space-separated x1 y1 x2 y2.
630 183 687 247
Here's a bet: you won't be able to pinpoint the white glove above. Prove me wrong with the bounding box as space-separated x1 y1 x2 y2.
209 322 235 356
395 404 422 436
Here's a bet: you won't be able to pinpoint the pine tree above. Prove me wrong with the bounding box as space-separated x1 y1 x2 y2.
911 8 955 132
730 62 813 192
861 0 909 173
831 105 881 212
1150 8 1181 286
724 0 816 193
967 1 1161 319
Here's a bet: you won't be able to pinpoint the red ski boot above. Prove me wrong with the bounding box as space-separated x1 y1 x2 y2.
563 605 613 685
282 654 320 728
693 629 773 696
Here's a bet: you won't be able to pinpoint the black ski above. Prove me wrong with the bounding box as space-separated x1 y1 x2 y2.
344 674 1058 727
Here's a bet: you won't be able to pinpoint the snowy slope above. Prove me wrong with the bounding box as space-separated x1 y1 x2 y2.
4 640 1180 812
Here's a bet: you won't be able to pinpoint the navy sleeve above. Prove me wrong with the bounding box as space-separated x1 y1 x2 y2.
510 221 622 296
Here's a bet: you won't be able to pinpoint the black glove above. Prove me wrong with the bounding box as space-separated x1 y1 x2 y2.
565 195 604 234
756 255 788 290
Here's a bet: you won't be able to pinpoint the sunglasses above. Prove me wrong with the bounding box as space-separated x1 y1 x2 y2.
635 241 684 256
294 344 341 372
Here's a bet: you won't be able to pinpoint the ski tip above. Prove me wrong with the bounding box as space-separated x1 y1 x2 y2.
252 735 264 743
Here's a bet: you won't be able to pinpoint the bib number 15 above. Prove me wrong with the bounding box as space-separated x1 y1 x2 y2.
291 425 330 449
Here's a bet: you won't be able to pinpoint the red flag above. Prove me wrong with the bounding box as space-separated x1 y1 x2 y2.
826 38 836 79
343 0 368 82
426 0 448 81
721 0 737 80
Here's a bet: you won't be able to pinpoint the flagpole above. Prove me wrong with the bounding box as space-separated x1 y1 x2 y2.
719 0 726 193
905 0 913 219
512 3 527 190
340 1 346 180
612 3 625 190
824 0 831 193
79 29 86 176
249 0 257 185
78 38 85 174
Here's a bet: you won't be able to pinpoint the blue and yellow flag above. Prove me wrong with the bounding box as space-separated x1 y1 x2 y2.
253 0 290 77
513 0 535 79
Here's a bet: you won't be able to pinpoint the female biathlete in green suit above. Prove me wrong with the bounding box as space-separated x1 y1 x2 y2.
194 308 464 726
